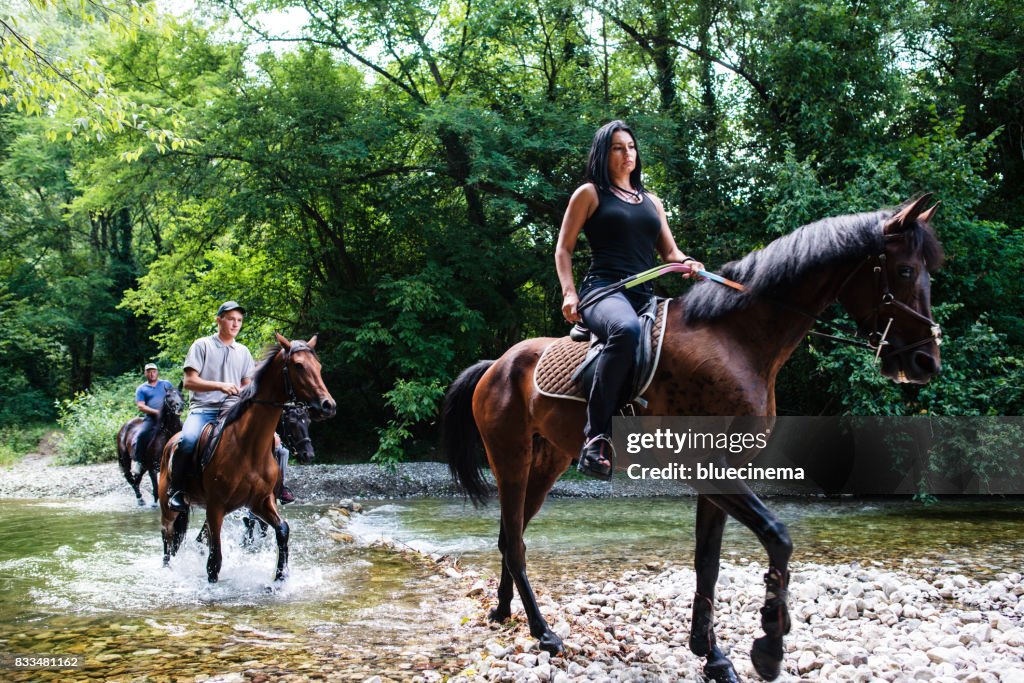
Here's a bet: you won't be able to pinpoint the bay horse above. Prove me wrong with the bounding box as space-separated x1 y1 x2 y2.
116 385 184 506
242 404 316 545
159 334 336 583
442 196 943 682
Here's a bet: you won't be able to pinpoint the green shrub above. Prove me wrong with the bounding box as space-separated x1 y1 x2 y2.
0 423 51 467
56 369 183 465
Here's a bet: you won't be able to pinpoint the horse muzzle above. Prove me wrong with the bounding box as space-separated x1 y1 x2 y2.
310 397 337 421
881 347 941 384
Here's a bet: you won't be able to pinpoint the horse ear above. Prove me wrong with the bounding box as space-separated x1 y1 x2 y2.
884 193 934 234
307 334 317 349
177 381 183 392
919 201 941 224
275 332 291 349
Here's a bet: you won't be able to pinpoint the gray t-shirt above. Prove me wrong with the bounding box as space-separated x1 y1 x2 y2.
183 335 256 412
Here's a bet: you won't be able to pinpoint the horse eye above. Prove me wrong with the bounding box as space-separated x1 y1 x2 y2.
898 266 915 279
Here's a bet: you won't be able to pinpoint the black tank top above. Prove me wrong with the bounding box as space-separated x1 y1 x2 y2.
582 189 661 283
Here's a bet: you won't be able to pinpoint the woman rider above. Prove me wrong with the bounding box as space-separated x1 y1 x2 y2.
555 120 704 479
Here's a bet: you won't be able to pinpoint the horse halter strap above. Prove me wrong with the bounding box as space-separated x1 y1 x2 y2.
866 236 943 357
771 232 942 358
279 405 312 452
253 344 313 409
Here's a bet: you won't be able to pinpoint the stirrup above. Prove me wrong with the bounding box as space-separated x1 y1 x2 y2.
577 434 615 480
167 490 189 512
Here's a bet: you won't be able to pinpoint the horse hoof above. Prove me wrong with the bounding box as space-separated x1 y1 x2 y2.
537 631 563 656
751 635 783 681
487 607 511 623
136 498 146 507
704 660 741 683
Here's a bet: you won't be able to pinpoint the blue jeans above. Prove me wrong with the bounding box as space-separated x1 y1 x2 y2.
178 410 219 458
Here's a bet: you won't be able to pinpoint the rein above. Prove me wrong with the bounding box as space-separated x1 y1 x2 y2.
577 262 743 312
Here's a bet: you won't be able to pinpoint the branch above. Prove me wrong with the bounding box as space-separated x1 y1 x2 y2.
0 17 94 99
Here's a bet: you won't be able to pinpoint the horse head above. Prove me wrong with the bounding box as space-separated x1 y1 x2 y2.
164 385 185 417
275 333 337 420
280 404 315 464
839 194 944 384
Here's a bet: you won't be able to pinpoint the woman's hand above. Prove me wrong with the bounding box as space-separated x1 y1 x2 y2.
681 257 705 279
562 292 581 323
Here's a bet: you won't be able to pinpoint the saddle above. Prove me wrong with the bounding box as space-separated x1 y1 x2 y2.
534 298 669 407
197 418 228 469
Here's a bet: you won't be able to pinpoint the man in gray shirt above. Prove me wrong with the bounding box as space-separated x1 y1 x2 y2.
167 301 256 511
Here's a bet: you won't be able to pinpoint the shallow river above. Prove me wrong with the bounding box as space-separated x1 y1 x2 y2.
1 496 1021 680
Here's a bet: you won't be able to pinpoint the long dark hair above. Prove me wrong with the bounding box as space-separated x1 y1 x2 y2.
585 120 645 195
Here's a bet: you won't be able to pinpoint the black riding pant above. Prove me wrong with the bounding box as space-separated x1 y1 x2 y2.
578 280 648 439
134 417 159 462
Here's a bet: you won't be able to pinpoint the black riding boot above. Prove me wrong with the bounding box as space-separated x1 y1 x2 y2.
577 434 615 480
166 445 191 512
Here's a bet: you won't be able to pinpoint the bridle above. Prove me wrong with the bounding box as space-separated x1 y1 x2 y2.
252 342 322 411
279 404 313 454
772 232 942 359
158 390 184 437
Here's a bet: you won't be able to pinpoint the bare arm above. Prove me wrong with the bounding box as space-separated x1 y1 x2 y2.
136 399 159 417
182 368 241 396
651 194 704 277
555 184 598 323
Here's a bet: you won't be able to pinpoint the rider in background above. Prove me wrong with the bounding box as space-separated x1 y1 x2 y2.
555 120 704 480
133 363 174 478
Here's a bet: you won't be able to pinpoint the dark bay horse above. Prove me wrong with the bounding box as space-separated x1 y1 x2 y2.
442 197 943 682
159 334 336 583
116 385 184 506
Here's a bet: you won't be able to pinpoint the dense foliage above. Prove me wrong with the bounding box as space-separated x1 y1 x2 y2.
2 0 1022 467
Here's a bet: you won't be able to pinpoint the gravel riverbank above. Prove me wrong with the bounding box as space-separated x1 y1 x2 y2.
0 453 683 501
438 559 1024 682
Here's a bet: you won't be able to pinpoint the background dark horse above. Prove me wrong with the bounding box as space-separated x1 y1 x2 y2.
443 197 942 683
116 385 184 506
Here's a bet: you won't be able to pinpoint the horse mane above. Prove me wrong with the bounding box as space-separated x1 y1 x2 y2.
220 343 283 428
684 205 943 323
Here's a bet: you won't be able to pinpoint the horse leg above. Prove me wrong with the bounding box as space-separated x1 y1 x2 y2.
251 497 289 582
490 438 566 655
162 509 189 566
708 490 792 681
122 456 144 505
147 466 160 507
205 507 225 583
488 521 514 623
516 449 570 654
161 512 176 567
690 494 740 683
242 516 256 548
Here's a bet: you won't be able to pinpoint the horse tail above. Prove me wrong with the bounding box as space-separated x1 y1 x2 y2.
441 360 495 507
